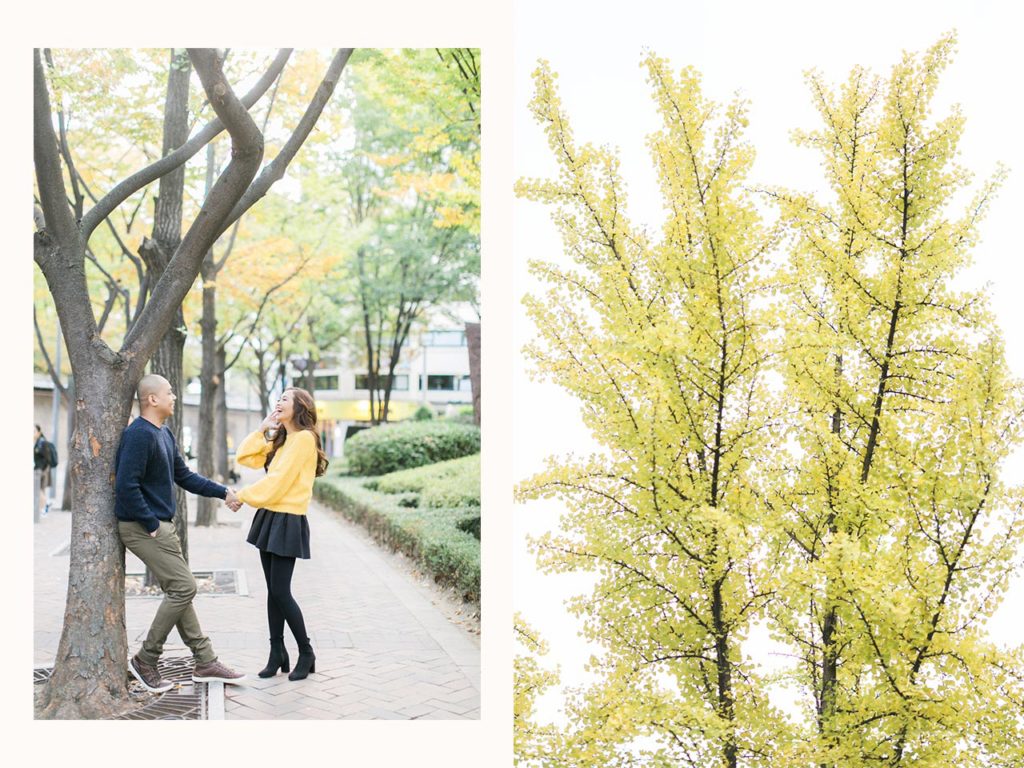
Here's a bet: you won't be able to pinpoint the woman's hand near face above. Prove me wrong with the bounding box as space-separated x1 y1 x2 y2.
260 412 280 432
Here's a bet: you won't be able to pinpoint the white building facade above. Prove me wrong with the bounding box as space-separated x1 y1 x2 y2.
303 310 477 457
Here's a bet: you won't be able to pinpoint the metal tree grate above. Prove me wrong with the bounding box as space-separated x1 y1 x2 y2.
35 656 207 720
125 569 246 598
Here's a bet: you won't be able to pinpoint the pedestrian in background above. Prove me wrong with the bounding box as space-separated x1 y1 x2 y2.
34 424 55 515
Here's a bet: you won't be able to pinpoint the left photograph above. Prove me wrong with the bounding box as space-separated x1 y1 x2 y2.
33 47 481 720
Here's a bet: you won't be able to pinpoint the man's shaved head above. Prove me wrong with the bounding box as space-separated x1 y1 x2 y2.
137 374 170 406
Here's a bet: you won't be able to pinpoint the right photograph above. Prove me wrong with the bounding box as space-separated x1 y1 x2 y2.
512 2 1024 766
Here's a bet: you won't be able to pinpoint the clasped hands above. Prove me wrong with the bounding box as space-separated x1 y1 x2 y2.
224 488 243 512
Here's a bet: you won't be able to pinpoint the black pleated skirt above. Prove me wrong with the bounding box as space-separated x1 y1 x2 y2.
246 508 311 559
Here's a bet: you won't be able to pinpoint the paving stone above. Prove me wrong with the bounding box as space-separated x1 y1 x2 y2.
34 477 480 721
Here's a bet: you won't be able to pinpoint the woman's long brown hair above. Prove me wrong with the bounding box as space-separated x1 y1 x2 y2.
265 387 329 477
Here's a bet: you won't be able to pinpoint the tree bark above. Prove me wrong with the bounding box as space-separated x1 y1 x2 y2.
35 48 265 718
196 139 220 528
40 365 136 718
144 49 192 575
215 345 229 482
253 345 272 416
196 267 219 527
465 322 480 426
149 320 189 560
60 378 75 509
35 47 351 717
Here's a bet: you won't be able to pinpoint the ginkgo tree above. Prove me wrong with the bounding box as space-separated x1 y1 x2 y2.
515 56 788 768
515 37 1024 768
770 33 1024 767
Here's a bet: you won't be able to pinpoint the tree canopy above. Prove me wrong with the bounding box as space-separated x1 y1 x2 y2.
515 35 1024 768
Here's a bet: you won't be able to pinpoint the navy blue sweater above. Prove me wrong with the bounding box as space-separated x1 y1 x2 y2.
114 418 227 533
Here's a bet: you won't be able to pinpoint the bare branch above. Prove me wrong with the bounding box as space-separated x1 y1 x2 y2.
121 48 264 380
81 49 292 243
213 49 354 239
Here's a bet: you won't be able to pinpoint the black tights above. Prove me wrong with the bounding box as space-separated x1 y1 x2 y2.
259 550 310 648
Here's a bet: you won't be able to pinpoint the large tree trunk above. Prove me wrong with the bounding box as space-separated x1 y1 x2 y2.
39 366 135 718
465 322 480 426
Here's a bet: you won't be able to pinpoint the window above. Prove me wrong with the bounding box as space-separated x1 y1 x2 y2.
420 374 456 391
355 374 409 391
314 375 339 391
459 375 473 392
424 330 466 347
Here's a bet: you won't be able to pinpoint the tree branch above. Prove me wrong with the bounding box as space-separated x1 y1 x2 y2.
81 48 292 243
33 307 67 398
33 48 98 358
121 48 264 380
213 49 354 239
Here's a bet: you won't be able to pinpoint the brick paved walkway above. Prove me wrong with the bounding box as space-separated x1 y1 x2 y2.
33 467 480 720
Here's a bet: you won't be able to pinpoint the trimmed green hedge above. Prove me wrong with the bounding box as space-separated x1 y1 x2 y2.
371 454 480 508
314 475 480 603
344 420 481 476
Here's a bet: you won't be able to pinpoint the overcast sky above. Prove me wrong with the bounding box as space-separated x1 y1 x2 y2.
513 0 1024 719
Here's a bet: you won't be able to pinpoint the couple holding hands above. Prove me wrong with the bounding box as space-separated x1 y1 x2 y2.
114 374 328 693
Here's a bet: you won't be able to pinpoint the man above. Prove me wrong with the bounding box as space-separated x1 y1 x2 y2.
115 373 245 692
33 425 52 515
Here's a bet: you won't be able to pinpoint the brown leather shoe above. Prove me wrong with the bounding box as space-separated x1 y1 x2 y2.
192 659 246 684
129 654 174 693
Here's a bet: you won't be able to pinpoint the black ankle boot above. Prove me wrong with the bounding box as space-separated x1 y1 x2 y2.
288 641 315 681
258 638 290 678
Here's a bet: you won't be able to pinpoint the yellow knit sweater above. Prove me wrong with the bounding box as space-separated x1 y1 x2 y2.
236 429 317 515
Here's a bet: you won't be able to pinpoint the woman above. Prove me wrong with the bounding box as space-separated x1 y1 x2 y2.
233 387 329 681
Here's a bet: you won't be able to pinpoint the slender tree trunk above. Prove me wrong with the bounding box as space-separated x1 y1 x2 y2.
253 347 272 415
277 338 289 394
381 316 414 423
712 578 737 768
144 49 193 571
215 345 228 482
149 320 190 563
818 353 844 768
358 248 380 425
196 139 220 527
465 322 480 426
303 354 316 394
196 272 219 526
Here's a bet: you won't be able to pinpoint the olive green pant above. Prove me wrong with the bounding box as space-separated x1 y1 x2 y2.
118 520 217 665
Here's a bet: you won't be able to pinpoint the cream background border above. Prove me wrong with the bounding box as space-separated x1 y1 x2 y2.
5 2 514 764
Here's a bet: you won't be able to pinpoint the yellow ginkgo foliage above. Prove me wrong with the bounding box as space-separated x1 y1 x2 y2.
516 55 788 768
515 35 1024 768
772 33 1024 767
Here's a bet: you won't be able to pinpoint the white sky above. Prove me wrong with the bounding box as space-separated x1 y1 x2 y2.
513 0 1024 721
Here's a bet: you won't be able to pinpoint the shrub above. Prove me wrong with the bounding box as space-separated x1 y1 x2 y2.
457 515 480 540
443 405 477 425
345 420 481 476
413 405 435 421
314 476 480 602
374 454 480 508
